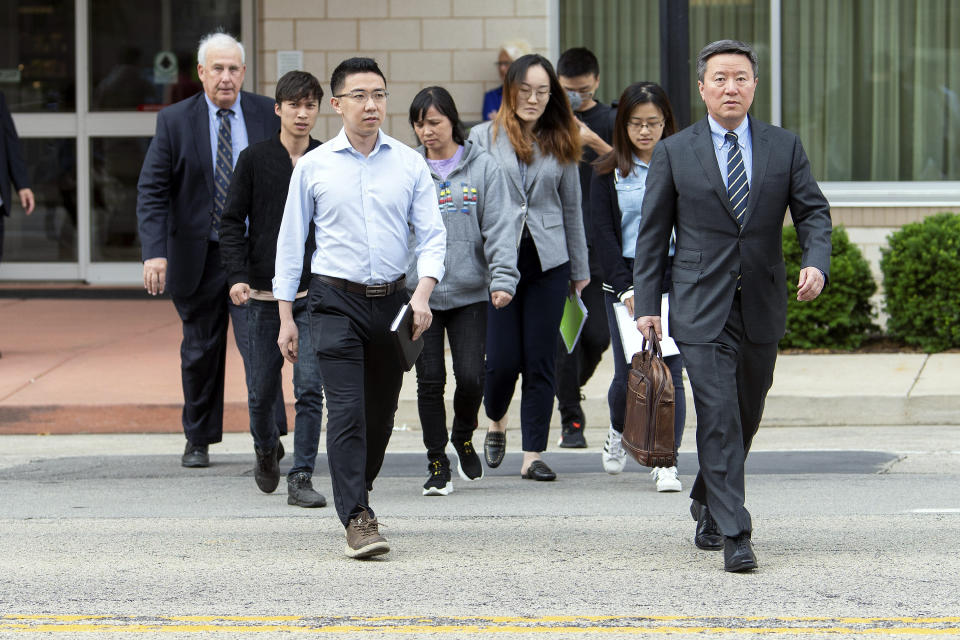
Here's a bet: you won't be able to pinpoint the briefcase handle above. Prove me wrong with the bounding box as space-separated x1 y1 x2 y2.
640 330 663 358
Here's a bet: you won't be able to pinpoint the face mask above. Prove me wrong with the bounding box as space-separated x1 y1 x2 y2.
566 90 583 111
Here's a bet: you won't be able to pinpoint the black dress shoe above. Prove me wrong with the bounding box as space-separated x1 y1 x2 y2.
723 533 758 572
254 444 281 493
277 440 285 461
520 459 556 481
690 500 723 550
181 442 209 468
484 431 506 468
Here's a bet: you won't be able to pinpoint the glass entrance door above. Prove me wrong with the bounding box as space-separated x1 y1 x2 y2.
1 0 249 284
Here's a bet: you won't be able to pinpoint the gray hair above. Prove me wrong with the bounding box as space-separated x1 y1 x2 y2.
197 32 245 66
696 39 758 82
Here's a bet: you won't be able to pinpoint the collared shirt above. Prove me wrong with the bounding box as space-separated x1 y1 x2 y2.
708 114 752 191
273 128 447 302
204 92 249 173
615 156 648 259
204 92 249 241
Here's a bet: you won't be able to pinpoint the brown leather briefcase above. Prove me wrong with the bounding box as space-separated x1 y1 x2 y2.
622 332 676 468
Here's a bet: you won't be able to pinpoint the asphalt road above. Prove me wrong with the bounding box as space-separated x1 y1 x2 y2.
0 427 958 639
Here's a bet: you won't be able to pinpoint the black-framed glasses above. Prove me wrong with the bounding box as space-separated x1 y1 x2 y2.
334 90 389 104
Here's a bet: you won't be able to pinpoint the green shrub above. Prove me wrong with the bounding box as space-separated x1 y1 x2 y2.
880 212 960 353
780 224 878 350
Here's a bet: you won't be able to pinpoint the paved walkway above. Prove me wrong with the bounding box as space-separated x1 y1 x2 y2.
1 297 958 436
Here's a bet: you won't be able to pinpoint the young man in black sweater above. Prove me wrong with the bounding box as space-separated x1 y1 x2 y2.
219 70 325 507
554 47 615 448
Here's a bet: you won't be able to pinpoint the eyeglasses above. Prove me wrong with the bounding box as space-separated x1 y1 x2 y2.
517 87 550 101
334 90 389 104
627 119 664 131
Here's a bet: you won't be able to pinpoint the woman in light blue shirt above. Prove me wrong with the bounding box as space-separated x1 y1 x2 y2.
590 82 687 492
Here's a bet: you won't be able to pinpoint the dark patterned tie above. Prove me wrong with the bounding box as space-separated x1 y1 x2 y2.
726 131 748 290
725 131 748 225
213 108 234 233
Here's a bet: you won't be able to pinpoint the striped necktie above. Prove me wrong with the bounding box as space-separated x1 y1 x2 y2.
725 131 748 226
213 108 234 233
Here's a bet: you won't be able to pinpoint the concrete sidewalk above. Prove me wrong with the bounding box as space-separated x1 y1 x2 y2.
1 297 958 435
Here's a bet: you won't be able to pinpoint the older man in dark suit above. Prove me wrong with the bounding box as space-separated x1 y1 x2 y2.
0 90 36 265
137 32 285 468
633 40 832 572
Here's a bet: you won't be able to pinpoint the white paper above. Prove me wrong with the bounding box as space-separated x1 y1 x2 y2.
613 294 679 360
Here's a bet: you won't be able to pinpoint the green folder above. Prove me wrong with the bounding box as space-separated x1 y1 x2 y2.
559 294 588 354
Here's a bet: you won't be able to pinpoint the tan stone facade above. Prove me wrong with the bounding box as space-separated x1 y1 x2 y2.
258 0 550 146
255 0 957 237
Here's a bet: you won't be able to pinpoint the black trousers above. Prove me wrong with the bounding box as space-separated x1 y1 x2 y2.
415 302 486 461
554 275 610 425
308 277 407 527
484 235 570 452
678 291 777 538
169 242 286 446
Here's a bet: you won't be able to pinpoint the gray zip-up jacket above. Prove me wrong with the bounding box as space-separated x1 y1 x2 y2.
406 140 520 310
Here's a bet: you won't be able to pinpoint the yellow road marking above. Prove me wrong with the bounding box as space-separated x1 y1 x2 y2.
1 615 958 634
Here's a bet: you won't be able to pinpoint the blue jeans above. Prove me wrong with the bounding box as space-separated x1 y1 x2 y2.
247 297 323 476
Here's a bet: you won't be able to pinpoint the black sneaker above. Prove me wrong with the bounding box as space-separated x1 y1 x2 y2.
287 471 327 508
451 438 484 481
558 421 587 448
254 444 281 493
422 458 452 496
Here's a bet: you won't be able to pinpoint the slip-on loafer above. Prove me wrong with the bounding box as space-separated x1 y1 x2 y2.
723 533 758 572
484 431 506 468
691 499 723 550
521 459 556 481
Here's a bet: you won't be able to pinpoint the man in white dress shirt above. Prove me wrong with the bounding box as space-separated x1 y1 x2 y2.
274 57 446 559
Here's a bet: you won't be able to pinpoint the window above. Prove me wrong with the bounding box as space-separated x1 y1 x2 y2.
782 0 960 181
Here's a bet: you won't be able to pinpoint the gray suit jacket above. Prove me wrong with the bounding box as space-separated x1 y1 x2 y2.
633 117 832 344
468 121 589 281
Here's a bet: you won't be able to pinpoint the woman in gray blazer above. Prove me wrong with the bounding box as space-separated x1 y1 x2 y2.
468 54 590 481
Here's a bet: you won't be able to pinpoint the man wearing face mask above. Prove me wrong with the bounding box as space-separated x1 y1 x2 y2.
553 47 614 448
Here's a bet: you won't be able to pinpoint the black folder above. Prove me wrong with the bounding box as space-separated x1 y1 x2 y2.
390 303 423 371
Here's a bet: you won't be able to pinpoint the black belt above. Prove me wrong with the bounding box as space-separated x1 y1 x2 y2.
314 274 405 298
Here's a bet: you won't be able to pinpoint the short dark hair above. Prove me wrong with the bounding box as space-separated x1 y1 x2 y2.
557 47 600 79
696 39 759 82
408 86 466 146
275 70 323 105
330 57 386 97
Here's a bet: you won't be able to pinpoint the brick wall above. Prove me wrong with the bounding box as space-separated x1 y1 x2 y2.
258 0 550 146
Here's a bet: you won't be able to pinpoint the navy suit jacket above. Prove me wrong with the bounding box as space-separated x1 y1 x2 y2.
0 91 30 217
136 91 279 297
633 117 832 344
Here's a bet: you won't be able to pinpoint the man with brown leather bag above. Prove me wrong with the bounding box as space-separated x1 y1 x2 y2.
633 40 831 573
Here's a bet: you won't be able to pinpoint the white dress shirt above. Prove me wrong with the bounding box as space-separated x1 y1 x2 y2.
273 128 446 301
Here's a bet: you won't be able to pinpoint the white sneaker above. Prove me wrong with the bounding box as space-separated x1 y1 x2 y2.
601 427 627 474
651 466 682 492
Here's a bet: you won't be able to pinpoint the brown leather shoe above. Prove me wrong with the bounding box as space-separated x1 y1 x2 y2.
345 510 389 559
